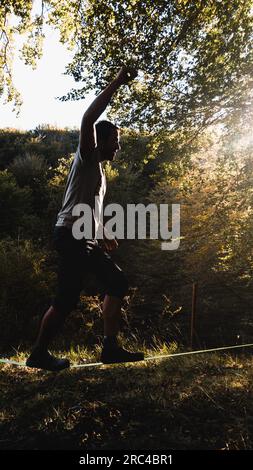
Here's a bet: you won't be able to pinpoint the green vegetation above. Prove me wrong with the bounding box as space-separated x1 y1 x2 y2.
1 1 253 134
1 123 253 355
1 348 253 450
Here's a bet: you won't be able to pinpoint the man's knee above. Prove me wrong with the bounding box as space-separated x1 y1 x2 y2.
118 272 129 298
52 292 80 318
107 272 129 299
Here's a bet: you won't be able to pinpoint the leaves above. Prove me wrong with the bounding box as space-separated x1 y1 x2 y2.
57 0 253 134
1 1 253 131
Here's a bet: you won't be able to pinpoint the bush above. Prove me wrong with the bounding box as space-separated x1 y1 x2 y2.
0 170 32 237
0 239 56 351
9 153 50 218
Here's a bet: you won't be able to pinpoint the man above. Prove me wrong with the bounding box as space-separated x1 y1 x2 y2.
26 66 144 371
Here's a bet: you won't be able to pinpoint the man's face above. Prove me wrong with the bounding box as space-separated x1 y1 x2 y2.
101 128 121 161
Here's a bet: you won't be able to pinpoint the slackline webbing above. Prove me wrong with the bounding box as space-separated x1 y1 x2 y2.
0 342 253 368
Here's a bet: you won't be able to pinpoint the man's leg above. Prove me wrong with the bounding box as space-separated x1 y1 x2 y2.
26 227 84 371
89 246 144 363
101 293 144 363
33 305 66 353
26 305 70 371
103 295 122 337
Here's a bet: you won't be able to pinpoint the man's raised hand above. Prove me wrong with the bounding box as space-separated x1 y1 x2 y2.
115 66 138 86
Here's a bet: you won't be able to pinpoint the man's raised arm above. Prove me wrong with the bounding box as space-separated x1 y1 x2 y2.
79 66 137 159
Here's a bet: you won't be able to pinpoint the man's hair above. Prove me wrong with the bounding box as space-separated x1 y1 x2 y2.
95 120 119 142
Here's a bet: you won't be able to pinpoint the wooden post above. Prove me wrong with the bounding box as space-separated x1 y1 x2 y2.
190 282 197 349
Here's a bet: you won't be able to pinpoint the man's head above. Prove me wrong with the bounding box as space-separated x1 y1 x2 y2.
95 120 120 161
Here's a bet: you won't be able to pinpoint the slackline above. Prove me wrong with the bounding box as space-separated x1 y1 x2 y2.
0 342 253 369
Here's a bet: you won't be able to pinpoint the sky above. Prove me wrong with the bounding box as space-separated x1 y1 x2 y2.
0 25 98 131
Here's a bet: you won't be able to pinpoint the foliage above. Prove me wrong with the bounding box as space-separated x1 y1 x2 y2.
0 127 79 169
9 152 48 186
0 238 55 349
8 153 49 217
0 170 32 237
1 122 253 347
62 0 253 133
1 1 253 133
151 131 253 286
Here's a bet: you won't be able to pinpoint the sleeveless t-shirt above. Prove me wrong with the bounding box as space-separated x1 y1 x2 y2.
55 145 106 239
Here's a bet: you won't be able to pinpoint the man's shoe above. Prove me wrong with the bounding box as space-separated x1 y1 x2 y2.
26 350 70 371
101 346 144 364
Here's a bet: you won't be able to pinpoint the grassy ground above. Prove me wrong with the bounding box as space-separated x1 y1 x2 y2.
0 343 253 450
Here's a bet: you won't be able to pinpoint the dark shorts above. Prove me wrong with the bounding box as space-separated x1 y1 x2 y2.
52 226 128 316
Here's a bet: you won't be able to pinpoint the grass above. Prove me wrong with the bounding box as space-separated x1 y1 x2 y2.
0 343 253 450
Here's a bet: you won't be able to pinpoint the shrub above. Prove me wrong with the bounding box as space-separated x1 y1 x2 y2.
0 170 32 237
0 239 55 351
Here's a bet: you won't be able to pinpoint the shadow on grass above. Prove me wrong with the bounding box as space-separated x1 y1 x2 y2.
1 353 253 450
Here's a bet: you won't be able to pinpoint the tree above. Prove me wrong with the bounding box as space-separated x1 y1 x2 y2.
0 170 32 236
1 1 253 134
0 0 33 108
